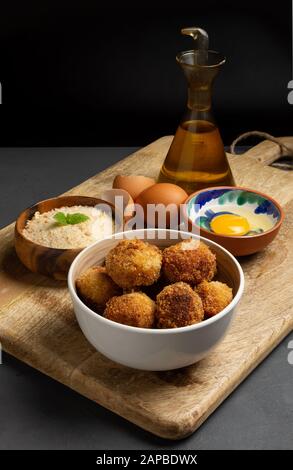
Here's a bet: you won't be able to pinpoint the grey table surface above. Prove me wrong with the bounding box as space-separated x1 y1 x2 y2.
0 147 292 450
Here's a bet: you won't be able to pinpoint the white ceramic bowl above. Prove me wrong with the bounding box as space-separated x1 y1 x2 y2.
68 229 244 371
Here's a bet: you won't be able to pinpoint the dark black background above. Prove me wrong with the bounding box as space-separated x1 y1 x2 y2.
0 1 291 146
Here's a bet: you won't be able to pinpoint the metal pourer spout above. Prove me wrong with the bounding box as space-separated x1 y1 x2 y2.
181 27 209 65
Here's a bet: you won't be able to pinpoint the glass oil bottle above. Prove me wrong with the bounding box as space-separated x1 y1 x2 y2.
158 27 235 194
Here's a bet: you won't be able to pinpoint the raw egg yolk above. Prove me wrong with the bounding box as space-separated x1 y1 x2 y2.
210 214 250 236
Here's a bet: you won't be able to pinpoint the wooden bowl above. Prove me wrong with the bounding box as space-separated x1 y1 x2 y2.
15 195 122 280
184 186 284 257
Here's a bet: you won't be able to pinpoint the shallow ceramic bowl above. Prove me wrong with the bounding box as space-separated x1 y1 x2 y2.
68 228 244 371
15 195 122 280
184 186 284 257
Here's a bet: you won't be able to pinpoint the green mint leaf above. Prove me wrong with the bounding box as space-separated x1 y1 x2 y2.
65 213 90 225
54 212 68 225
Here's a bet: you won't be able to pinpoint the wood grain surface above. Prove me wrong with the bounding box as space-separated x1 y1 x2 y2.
0 136 293 440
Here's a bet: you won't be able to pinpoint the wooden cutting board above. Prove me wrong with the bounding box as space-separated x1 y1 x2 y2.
1 136 293 440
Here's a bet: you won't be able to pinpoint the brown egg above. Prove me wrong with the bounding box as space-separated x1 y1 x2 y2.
113 175 155 201
135 183 188 228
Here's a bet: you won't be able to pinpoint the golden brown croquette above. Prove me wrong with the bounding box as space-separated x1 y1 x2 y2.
196 280 233 318
105 239 162 289
76 266 121 312
104 292 156 328
162 239 216 286
156 282 204 329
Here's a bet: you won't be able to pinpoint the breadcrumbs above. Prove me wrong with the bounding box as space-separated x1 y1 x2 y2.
22 205 113 249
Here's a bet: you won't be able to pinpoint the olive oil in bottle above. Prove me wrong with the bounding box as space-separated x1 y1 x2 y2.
158 27 235 194
159 119 234 194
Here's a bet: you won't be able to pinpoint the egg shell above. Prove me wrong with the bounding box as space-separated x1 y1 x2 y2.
135 183 188 227
113 175 156 201
101 189 135 223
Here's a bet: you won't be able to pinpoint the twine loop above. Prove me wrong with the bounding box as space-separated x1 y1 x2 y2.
230 131 291 155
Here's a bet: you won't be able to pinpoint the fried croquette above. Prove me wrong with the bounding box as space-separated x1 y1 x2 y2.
105 239 162 289
162 239 216 286
196 280 233 318
76 266 121 312
156 282 204 329
104 292 156 328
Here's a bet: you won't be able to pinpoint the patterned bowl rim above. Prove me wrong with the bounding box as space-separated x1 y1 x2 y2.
184 185 285 240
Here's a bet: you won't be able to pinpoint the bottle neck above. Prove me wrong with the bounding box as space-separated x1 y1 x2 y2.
187 84 212 111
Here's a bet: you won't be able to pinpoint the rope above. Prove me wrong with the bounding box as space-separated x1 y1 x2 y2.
230 130 291 155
